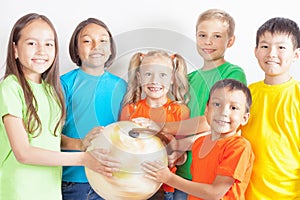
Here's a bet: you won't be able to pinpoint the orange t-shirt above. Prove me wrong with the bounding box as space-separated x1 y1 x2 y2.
120 98 190 192
189 134 254 200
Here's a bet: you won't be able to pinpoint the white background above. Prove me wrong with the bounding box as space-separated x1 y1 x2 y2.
0 0 299 84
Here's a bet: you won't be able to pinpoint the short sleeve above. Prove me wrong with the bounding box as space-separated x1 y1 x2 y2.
119 104 134 121
171 103 190 121
0 76 25 120
227 69 247 85
216 138 254 182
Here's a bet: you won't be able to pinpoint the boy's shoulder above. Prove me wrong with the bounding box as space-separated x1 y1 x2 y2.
218 62 244 72
105 71 126 83
249 78 300 91
60 68 79 81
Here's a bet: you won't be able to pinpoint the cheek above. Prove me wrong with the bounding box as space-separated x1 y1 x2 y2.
140 77 149 85
48 48 56 59
77 47 88 59
163 78 172 87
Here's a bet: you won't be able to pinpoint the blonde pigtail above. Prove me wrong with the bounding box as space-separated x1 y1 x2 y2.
122 53 143 107
172 54 190 104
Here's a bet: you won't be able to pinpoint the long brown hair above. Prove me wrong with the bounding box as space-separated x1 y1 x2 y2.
5 13 65 136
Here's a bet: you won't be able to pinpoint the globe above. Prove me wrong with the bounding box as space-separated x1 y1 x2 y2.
85 121 168 200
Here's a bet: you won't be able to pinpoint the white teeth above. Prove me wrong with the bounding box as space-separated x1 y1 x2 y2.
90 54 103 58
215 120 229 125
148 87 162 92
266 61 278 65
33 59 46 64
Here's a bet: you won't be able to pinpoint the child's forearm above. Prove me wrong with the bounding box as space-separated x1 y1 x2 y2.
166 174 234 199
176 133 210 152
61 134 83 151
162 116 209 137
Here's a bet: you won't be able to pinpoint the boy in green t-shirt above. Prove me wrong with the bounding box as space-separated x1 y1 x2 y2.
175 8 247 199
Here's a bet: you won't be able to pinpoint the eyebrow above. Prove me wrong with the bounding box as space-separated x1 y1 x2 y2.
24 37 55 41
80 34 109 38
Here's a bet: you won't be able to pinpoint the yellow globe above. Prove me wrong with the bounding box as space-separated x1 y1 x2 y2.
85 121 168 200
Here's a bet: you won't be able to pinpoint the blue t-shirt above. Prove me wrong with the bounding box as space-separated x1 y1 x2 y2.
60 68 127 182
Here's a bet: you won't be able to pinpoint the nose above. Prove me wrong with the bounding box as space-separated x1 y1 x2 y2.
92 40 106 50
150 74 160 83
204 36 213 45
36 44 46 55
268 46 277 57
220 106 229 116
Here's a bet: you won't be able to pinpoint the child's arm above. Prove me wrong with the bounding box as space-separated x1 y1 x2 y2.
133 116 210 137
142 161 234 199
61 126 103 151
166 133 210 167
4 114 120 176
162 116 209 136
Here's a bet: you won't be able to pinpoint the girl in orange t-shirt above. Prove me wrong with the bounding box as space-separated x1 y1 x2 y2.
120 50 190 200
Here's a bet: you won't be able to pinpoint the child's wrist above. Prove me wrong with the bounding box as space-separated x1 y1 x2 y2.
175 151 187 166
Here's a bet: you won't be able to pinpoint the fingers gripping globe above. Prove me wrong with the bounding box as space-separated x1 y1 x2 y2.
85 121 168 200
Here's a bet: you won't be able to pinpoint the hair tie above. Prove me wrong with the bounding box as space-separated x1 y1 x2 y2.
140 53 145 59
170 54 176 60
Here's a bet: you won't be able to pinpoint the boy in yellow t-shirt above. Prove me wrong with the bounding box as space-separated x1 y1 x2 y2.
241 17 300 199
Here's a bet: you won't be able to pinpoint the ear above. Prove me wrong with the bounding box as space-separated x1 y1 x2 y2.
227 35 235 48
13 42 18 59
292 47 300 61
254 46 258 59
204 104 209 117
240 112 250 126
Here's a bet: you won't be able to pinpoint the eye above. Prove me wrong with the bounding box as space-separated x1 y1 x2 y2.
83 40 91 44
279 46 286 50
213 102 220 107
260 45 268 49
231 105 239 111
197 34 206 38
27 41 37 46
100 39 109 43
214 34 222 39
160 73 168 78
46 42 54 47
144 72 151 77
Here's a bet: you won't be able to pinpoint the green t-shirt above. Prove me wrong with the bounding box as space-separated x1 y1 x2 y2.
176 62 247 180
0 75 62 200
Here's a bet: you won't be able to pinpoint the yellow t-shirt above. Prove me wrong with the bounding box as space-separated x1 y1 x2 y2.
241 78 300 199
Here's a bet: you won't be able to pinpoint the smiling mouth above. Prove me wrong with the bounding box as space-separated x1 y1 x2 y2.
147 86 163 92
265 61 279 65
32 59 48 64
202 48 215 54
90 53 104 58
214 119 230 125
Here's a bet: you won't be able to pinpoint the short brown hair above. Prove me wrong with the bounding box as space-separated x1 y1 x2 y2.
208 79 252 113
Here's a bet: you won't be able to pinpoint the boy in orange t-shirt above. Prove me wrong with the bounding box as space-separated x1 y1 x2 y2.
142 79 254 200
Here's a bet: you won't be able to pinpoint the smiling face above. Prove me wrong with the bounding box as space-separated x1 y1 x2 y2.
196 19 234 67
14 19 55 83
205 87 249 140
138 56 173 107
77 23 111 74
255 32 299 85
